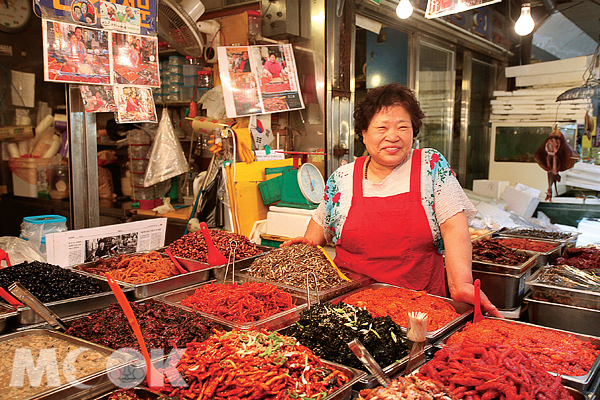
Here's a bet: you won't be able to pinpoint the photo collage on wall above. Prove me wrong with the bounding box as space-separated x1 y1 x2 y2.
41 0 157 122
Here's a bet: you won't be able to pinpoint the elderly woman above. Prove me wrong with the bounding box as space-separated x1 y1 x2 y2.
286 83 501 317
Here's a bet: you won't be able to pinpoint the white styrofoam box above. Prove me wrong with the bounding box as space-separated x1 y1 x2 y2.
266 206 317 238
515 183 541 199
505 55 590 78
500 186 540 219
516 72 584 88
472 179 509 199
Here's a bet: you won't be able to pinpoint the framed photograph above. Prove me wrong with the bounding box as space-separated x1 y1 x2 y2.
115 86 157 123
80 85 117 113
111 32 159 87
43 19 111 84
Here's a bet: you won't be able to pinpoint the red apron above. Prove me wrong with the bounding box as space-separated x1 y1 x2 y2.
334 149 446 296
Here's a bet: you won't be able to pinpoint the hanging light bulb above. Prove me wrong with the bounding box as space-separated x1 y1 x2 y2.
396 0 413 19
515 2 534 36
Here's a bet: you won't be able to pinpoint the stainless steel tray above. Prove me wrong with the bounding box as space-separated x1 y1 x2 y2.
90 387 163 400
472 248 539 275
236 268 374 302
166 245 271 280
525 293 600 337
472 266 533 310
155 279 309 331
526 266 600 310
501 227 580 246
73 254 211 299
0 303 18 334
435 317 600 391
495 235 564 266
16 273 134 325
0 328 132 400
321 360 367 400
331 283 473 343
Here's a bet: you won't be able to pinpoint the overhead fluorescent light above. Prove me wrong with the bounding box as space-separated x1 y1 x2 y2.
356 14 382 34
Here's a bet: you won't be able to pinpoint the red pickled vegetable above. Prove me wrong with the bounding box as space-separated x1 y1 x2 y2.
418 343 574 400
446 319 599 376
180 282 295 323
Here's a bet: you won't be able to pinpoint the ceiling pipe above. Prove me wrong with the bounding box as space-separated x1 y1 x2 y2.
541 0 557 13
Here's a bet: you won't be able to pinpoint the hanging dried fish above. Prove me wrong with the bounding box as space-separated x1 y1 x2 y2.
534 124 579 201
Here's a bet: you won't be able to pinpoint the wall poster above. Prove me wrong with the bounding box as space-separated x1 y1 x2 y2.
42 19 111 84
218 44 305 118
112 32 160 87
425 0 501 19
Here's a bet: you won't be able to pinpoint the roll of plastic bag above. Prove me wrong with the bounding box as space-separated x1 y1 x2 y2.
143 110 189 187
0 236 45 266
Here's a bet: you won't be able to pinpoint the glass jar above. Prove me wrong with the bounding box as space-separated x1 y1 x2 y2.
49 165 69 199
198 71 212 88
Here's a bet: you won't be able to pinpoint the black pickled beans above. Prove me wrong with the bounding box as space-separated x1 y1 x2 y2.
283 302 410 371
0 261 103 303
65 300 215 352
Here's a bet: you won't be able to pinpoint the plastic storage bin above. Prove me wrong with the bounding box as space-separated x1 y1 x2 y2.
168 55 185 66
183 75 197 86
21 214 67 255
9 157 52 198
180 86 195 101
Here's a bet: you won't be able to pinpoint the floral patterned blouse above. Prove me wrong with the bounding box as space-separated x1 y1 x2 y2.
312 148 477 253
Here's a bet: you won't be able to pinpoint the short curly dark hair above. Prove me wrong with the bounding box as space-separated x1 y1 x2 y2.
354 83 424 139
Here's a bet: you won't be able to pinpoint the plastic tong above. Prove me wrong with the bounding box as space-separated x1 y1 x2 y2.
348 338 391 387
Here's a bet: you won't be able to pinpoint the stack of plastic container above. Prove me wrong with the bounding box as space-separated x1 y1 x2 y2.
181 57 200 102
166 55 185 101
128 129 154 201
153 59 168 103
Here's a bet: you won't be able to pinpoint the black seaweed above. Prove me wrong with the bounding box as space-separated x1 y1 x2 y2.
0 261 103 303
283 302 410 371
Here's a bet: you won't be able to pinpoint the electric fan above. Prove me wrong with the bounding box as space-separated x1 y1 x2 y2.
157 0 205 57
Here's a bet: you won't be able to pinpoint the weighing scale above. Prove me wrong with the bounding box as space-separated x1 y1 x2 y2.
260 152 326 240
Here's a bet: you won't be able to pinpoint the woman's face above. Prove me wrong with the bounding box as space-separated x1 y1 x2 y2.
362 105 414 169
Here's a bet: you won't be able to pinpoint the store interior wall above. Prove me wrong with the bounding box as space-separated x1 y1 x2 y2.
0 19 67 190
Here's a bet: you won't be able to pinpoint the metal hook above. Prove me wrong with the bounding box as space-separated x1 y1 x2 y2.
225 239 238 284
305 271 319 308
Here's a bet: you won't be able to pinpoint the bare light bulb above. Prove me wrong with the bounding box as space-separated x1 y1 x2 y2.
515 3 534 36
396 0 413 19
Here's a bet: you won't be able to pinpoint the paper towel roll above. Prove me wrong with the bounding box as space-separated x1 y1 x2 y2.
42 135 62 158
7 142 20 158
191 117 232 134
36 114 54 135
18 139 29 155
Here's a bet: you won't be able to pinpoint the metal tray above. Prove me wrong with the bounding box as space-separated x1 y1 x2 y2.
525 293 600 337
526 266 600 311
472 248 539 275
501 227 580 247
155 279 309 331
166 245 271 281
331 283 473 343
15 273 134 325
73 253 211 299
89 361 365 400
0 303 18 334
472 266 533 310
436 317 600 392
0 328 133 400
494 235 564 266
236 268 374 302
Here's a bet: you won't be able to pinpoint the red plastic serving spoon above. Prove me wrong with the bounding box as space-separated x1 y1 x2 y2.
473 279 485 323
199 222 227 266
105 272 163 389
164 248 187 274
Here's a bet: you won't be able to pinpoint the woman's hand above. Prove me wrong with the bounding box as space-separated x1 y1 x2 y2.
280 236 317 247
450 283 503 318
